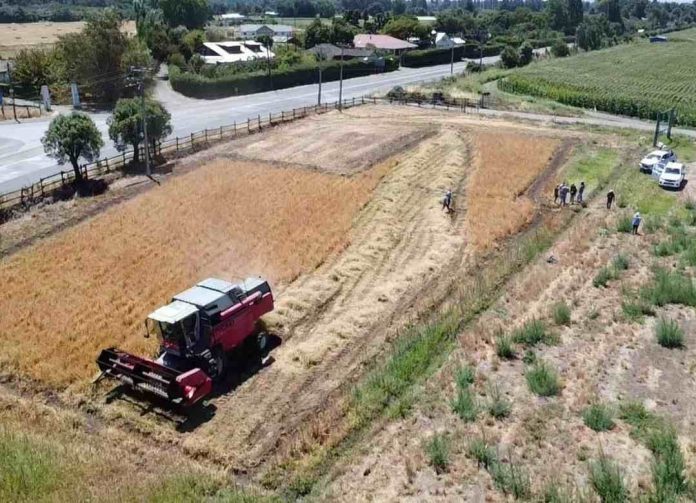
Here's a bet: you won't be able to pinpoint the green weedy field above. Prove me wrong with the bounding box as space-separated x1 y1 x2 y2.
498 28 696 125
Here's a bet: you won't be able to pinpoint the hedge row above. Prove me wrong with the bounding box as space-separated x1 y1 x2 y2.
170 58 399 99
401 46 465 67
461 42 506 59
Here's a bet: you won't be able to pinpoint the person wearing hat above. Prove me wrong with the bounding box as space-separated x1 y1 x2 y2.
632 211 642 235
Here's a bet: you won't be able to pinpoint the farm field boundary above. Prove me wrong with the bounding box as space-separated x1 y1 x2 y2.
498 28 696 126
0 97 371 221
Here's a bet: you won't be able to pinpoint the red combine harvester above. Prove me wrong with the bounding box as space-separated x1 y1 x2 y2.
96 277 274 407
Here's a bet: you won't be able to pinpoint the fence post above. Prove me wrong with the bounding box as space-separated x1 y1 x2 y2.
40 178 44 198
293 109 296 120
233 121 236 136
268 112 272 125
176 137 179 152
205 129 208 143
105 158 109 173
60 171 65 185
247 119 250 133
191 132 194 148
219 125 223 139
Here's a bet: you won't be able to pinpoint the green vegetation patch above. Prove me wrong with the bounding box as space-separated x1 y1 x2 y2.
655 318 685 348
425 434 450 474
498 29 696 126
589 453 629 503
562 147 619 195
512 319 556 346
583 403 616 432
641 268 696 307
525 361 562 397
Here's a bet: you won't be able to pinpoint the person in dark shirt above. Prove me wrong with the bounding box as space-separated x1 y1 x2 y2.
607 189 615 209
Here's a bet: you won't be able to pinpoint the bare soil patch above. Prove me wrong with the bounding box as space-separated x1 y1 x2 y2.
212 112 436 174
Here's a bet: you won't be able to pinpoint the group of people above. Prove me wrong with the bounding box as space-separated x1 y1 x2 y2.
554 182 586 206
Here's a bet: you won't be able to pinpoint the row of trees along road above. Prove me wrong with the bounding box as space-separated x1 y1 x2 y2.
41 99 172 185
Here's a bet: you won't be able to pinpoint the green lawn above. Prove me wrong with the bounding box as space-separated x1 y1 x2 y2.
563 147 619 195
498 28 696 126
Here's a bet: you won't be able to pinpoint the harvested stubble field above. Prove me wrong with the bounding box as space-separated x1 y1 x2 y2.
0 105 611 499
0 21 136 58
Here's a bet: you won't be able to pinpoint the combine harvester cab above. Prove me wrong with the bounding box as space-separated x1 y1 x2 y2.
96 277 274 407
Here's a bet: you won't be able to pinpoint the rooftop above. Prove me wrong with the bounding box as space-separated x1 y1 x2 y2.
353 34 417 51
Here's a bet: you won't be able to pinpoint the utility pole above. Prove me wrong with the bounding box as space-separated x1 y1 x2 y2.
338 46 344 111
130 67 150 177
450 44 455 75
317 64 322 105
9 87 17 123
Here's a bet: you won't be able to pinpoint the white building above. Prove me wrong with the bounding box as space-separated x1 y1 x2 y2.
435 33 465 49
217 13 247 26
199 41 274 64
236 24 294 39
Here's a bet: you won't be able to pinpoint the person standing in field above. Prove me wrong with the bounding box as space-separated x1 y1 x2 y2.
570 183 577 204
577 181 586 205
632 212 642 235
553 184 560 205
442 189 453 213
560 183 569 207
607 189 615 209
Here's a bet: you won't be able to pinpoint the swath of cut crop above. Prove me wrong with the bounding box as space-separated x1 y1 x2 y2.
466 131 559 250
0 159 388 388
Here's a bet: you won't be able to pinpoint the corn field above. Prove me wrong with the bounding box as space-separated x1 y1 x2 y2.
498 28 696 126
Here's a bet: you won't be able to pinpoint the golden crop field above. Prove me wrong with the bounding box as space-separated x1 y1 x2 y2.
467 131 559 249
0 159 387 387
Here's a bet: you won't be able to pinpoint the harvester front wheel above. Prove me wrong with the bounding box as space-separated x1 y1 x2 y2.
208 347 227 382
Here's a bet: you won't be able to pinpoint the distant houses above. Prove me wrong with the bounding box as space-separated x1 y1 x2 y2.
199 41 274 64
236 24 295 40
435 33 465 49
307 44 375 61
353 34 417 55
216 13 247 26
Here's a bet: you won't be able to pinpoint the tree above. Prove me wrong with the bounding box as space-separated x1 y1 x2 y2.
108 99 172 164
600 0 623 24
551 39 570 57
567 0 584 28
547 0 569 32
159 0 210 29
392 0 406 15
382 15 428 40
500 45 519 68
54 9 128 103
330 18 358 45
518 41 534 66
576 19 604 51
11 48 58 92
42 113 104 183
304 18 331 48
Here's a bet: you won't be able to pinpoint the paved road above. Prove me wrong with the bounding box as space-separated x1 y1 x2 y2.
0 50 693 194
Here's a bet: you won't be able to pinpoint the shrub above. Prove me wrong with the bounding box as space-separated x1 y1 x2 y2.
501 45 520 68
426 434 450 474
526 362 562 397
551 39 570 57
451 388 479 422
616 214 633 233
589 454 628 503
641 268 696 307
551 301 571 326
518 42 534 66
512 319 553 346
593 266 616 288
468 437 497 469
455 364 475 389
168 52 187 72
490 459 532 499
402 46 464 68
655 318 685 348
487 383 512 419
522 349 536 365
612 254 630 271
170 58 398 98
644 217 663 234
621 300 655 322
583 403 616 432
647 428 687 498
496 335 516 359
386 85 406 100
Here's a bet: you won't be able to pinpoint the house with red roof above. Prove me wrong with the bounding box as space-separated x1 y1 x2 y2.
353 34 417 55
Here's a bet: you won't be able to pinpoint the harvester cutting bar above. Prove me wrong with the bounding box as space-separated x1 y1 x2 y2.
96 348 212 406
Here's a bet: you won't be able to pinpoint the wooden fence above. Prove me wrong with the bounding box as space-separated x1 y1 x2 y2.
0 97 373 215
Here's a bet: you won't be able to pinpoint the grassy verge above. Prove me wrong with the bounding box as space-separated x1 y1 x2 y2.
267 223 565 496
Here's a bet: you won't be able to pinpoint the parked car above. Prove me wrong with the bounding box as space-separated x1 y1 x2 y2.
658 162 685 189
639 149 677 173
